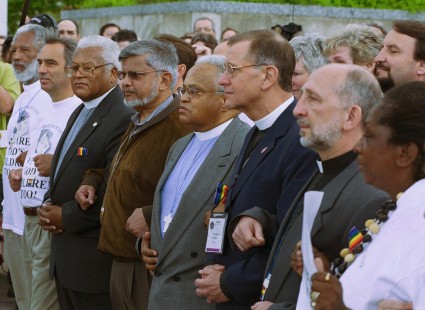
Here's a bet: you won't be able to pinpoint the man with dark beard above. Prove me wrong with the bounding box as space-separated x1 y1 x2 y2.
75 39 190 310
2 24 50 310
374 20 425 92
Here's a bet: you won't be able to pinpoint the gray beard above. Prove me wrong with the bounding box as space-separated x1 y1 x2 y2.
13 59 39 83
124 79 159 109
299 114 343 152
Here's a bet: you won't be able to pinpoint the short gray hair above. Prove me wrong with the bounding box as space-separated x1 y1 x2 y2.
336 66 382 121
76 35 121 70
290 33 328 74
13 24 48 52
195 55 225 92
119 39 179 90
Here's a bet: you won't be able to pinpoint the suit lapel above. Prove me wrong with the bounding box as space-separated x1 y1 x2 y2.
151 134 194 247
229 103 295 204
158 119 241 262
310 160 359 237
52 87 118 187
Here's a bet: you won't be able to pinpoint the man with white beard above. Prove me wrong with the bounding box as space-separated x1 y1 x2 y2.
75 39 190 309
1 24 51 310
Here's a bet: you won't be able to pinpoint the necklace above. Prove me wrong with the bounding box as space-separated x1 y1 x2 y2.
331 198 399 278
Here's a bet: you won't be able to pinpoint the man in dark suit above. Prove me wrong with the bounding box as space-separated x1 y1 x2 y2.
37 35 132 309
231 64 390 310
141 55 250 310
194 30 317 309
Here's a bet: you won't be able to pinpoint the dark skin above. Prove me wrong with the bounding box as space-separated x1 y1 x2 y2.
311 272 348 310
37 202 63 234
33 154 53 176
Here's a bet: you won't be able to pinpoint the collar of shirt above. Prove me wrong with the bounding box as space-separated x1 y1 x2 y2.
22 79 41 93
316 151 357 174
254 96 294 130
83 86 116 109
194 118 233 141
131 95 174 126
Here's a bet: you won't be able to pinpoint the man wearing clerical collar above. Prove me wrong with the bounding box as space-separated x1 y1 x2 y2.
194 30 317 308
231 64 390 310
75 39 190 309
140 55 250 310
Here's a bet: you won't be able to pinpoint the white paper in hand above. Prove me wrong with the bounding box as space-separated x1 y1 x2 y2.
296 191 324 310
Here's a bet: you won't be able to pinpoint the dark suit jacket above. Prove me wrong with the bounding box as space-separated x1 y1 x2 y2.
148 118 250 310
249 160 390 310
214 101 318 309
45 86 132 294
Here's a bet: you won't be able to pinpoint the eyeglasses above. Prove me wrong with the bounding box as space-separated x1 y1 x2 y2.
180 86 223 98
64 63 113 78
224 63 264 77
117 70 163 81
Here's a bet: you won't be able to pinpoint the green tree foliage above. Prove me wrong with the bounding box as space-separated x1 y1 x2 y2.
7 0 425 35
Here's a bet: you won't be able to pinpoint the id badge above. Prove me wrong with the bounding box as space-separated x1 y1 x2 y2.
205 212 228 254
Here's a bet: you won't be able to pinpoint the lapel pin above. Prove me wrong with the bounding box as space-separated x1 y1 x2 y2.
93 122 98 127
261 147 268 154
77 147 88 156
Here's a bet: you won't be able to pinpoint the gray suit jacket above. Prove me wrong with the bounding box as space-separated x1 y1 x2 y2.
239 160 389 309
148 118 250 310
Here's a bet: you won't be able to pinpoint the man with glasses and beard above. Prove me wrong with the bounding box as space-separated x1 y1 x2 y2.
75 39 190 310
2 24 51 310
374 20 425 92
37 35 132 309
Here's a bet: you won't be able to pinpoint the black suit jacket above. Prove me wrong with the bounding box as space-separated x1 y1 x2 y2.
45 86 132 294
252 161 390 310
214 100 318 309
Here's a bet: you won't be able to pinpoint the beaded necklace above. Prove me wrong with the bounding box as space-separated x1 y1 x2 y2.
331 197 400 278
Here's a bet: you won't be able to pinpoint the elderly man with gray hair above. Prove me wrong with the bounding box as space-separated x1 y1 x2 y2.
290 33 328 100
140 55 250 310
2 23 50 310
37 35 132 309
75 39 191 309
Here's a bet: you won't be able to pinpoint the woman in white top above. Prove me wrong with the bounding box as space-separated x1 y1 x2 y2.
309 81 425 310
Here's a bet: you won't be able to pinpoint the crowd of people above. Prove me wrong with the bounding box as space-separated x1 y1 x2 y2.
0 12 425 310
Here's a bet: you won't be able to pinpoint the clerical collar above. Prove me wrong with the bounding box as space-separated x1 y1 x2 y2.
83 85 116 109
254 96 294 130
194 118 233 141
316 151 357 174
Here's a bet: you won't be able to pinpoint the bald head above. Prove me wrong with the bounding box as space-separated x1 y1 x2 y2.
294 64 382 159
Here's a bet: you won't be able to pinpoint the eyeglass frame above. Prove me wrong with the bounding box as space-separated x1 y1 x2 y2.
64 63 114 78
224 63 265 77
117 69 164 81
180 86 224 98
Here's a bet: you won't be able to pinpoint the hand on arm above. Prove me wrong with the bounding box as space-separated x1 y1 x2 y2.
310 272 348 310
140 232 158 276
232 216 265 251
37 203 63 233
75 185 97 211
290 241 331 277
195 264 229 304
8 169 22 192
33 154 53 177
126 208 149 238
16 151 27 166
251 301 274 310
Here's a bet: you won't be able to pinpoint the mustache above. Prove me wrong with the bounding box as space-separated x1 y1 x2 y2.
375 61 390 71
297 118 309 127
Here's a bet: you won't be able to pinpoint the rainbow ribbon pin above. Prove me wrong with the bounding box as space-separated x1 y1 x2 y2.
348 226 363 252
77 147 88 156
213 183 229 205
